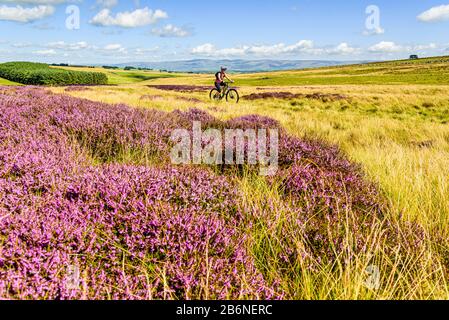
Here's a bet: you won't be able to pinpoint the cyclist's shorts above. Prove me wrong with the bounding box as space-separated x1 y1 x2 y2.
215 82 224 92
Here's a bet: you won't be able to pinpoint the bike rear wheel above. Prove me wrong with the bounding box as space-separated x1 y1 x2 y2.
209 89 221 101
226 89 240 103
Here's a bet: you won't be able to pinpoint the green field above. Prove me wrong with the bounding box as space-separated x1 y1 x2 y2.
228 56 449 86
0 77 18 85
54 65 181 85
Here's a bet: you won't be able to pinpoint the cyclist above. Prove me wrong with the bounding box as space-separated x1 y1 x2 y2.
215 67 234 93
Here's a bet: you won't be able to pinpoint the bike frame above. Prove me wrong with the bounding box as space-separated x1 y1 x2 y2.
220 82 230 98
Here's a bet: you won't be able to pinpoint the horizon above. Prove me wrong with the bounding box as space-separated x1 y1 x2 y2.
1 0 449 64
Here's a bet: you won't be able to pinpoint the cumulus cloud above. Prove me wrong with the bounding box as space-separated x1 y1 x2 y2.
369 41 438 53
151 24 190 37
418 4 449 22
90 7 168 28
0 4 54 22
191 41 359 57
192 40 320 57
191 43 215 55
101 43 127 54
249 40 317 55
368 41 403 53
327 42 360 55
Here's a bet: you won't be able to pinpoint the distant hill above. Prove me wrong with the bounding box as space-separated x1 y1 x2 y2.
112 59 368 73
230 55 449 86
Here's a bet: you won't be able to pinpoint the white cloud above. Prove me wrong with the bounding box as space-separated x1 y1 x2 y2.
369 41 438 54
191 43 215 55
151 24 190 37
34 49 57 55
90 7 168 28
102 43 127 54
328 42 360 55
249 41 318 55
192 40 321 57
47 41 89 50
0 4 54 22
418 5 449 22
368 41 403 53
191 40 441 58
191 40 360 57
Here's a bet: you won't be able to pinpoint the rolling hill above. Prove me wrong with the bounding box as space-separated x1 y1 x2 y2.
113 59 368 73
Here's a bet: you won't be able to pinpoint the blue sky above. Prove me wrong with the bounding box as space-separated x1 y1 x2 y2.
0 0 448 63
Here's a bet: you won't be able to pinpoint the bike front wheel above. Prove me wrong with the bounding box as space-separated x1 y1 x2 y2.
226 89 240 103
209 89 222 101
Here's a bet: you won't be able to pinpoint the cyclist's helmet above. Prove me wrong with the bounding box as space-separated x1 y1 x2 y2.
221 66 227 71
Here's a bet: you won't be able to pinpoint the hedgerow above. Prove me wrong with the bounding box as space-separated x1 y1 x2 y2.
0 62 107 86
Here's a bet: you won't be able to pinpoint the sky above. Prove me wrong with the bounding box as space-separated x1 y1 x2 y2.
0 0 448 64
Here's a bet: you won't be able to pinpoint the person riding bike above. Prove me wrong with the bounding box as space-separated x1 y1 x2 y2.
215 67 234 94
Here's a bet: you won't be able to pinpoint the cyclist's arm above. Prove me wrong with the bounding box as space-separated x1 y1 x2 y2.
224 73 234 82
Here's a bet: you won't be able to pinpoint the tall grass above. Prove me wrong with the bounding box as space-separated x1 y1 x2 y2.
239 174 448 299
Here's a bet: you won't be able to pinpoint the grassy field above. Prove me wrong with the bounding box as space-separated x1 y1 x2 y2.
232 56 449 86
47 57 449 299
145 55 449 86
0 77 18 85
52 66 182 85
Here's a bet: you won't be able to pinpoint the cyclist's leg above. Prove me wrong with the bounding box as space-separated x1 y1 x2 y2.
221 82 227 95
215 82 221 92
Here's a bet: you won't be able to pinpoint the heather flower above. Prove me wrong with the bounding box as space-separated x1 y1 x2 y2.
0 86 278 299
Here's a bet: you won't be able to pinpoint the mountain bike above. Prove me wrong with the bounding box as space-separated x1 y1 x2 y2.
209 81 240 103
